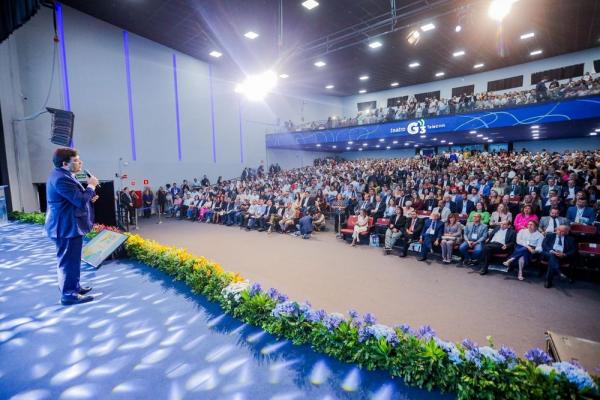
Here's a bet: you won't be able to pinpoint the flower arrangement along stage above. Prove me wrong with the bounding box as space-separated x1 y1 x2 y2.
8 213 600 399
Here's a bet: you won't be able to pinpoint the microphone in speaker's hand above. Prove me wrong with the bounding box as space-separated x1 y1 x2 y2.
84 169 101 188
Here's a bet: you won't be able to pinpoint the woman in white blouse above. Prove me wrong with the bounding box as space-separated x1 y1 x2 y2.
503 220 544 281
351 209 370 247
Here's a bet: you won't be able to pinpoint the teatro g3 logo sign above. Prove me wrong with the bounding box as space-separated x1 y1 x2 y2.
407 119 426 135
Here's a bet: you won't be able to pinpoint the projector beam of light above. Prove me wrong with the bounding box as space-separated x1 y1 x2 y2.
235 71 278 101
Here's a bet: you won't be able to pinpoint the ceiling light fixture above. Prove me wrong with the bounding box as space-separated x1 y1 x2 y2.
421 23 436 32
362 143 368 146
325 84 334 89
348 141 353 144
332 145 337 148
209 50 222 58
386 146 391 149
596 128 600 132
473 63 484 69
379 138 385 142
358 89 367 94
358 148 363 151
441 140 446 143
407 30 421 45
487 139 494 142
244 31 259 39
530 125 539 129
316 144 321 147
530 49 543 56
314 60 326 67
390 82 399 87
455 25 462 32
368 41 382 49
404 143 410 146
453 50 465 57
488 0 517 22
420 135 426 138
448 142 454 145
531 130 539 133
435 72 445 77
359 75 369 81
590 132 598 136
469 130 476 134
476 134 483 137
408 62 420 68
414 144 419 147
234 70 278 101
520 32 535 40
302 0 319 10
375 145 381 148
346 146 351 150
279 73 289 79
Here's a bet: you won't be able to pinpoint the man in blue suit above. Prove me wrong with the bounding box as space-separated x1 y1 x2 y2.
417 212 444 261
45 148 98 305
541 225 576 288
566 198 595 225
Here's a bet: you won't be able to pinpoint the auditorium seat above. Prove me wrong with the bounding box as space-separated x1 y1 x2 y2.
570 223 597 238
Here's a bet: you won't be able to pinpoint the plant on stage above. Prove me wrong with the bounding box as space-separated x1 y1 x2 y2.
229 289 277 326
85 224 122 240
9 211 45 224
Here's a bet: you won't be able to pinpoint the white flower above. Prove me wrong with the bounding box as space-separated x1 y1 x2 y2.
221 281 250 302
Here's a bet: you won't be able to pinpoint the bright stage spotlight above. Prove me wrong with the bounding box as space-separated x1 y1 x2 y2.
488 0 517 22
235 70 278 101
407 30 420 45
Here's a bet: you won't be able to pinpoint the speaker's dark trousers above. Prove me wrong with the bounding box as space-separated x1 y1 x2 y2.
52 236 83 298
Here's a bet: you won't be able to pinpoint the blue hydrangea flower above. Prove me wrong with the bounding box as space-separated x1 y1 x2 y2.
363 313 377 325
397 323 415 336
348 309 359 319
524 348 552 365
266 288 279 299
248 282 262 296
271 301 296 318
277 293 289 303
433 337 462 365
538 362 597 391
465 348 482 368
358 324 399 345
416 325 437 340
324 314 343 331
479 346 505 364
461 339 478 351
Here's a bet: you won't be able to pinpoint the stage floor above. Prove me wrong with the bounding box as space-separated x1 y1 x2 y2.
137 217 600 356
0 223 449 400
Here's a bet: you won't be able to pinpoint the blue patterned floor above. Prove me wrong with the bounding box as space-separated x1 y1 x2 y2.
0 223 451 400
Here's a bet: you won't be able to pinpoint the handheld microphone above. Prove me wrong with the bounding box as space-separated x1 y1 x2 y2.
84 169 101 188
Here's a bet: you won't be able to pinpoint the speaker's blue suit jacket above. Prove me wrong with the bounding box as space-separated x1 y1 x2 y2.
45 167 95 239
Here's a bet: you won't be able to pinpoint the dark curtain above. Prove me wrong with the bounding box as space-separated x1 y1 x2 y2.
1 0 42 43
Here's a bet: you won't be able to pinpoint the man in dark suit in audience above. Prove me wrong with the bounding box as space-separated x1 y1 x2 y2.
371 194 386 220
356 192 374 215
505 177 525 198
525 179 540 196
383 207 406 254
417 212 444 261
541 225 576 288
422 193 437 212
455 195 475 216
541 177 562 203
258 200 277 231
566 198 595 225
539 207 569 234
400 210 424 257
300 191 314 213
542 195 565 217
119 187 136 224
479 220 516 275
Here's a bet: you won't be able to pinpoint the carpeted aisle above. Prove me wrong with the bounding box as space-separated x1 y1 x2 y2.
137 217 600 355
0 223 450 400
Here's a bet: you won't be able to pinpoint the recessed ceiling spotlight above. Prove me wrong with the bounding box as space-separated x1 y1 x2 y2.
473 63 484 69
441 140 446 143
279 73 289 79
532 136 540 140
476 134 483 137
316 144 321 147
407 30 421 45
530 125 539 129
432 138 437 141
530 49 543 56
520 32 535 40
404 143 410 146
325 84 334 89
362 143 368 146
379 138 385 142
420 135 426 138
408 62 420 68
348 141 353 144
390 82 399 87
386 146 391 149
346 146 351 150
332 145 337 148
421 23 436 32
448 142 454 145
368 41 382 49
453 50 465 57
314 60 326 67
596 128 600 132
209 50 222 58
244 31 259 39
482 137 488 140
435 72 445 77
469 130 476 134
590 132 597 136
375 145 381 148
393 140 398 144
487 139 494 142
302 0 319 10
358 148 363 151
359 75 369 81
531 130 539 133
414 144 419 147
455 25 462 32
358 89 367 94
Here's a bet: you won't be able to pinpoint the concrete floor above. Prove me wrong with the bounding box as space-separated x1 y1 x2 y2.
136 216 600 355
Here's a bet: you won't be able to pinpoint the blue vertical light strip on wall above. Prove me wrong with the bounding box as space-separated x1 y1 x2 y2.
208 65 217 163
55 2 72 146
123 31 137 161
172 54 182 161
238 99 244 164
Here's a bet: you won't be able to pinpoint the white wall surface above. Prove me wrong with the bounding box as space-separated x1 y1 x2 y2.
0 6 341 210
342 48 600 116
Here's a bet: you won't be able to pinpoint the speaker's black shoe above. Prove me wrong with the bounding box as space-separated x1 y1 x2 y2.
78 286 92 295
544 280 553 289
479 268 488 275
61 294 94 305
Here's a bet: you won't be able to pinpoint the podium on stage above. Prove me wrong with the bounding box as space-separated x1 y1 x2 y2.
0 185 8 226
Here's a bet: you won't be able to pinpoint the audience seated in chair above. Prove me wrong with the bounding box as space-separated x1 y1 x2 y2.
479 219 516 275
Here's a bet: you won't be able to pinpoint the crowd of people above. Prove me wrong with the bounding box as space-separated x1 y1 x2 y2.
129 148 600 289
280 72 600 132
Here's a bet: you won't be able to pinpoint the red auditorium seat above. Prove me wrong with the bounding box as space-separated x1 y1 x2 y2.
578 242 600 258
417 210 431 218
509 195 521 203
570 223 597 237
340 215 358 236
375 218 390 227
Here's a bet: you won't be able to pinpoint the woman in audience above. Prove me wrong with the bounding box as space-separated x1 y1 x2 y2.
486 190 501 213
351 208 369 247
489 203 512 229
467 201 490 225
383 198 396 219
186 194 201 220
198 194 213 222
440 213 463 264
504 220 544 281
331 193 347 234
513 204 538 231
279 202 296 233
